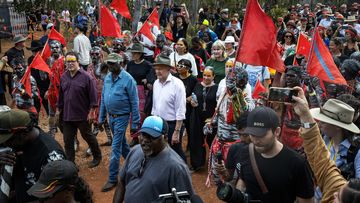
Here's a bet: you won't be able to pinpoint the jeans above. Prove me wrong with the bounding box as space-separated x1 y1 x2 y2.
63 121 102 162
167 121 186 163
108 115 130 183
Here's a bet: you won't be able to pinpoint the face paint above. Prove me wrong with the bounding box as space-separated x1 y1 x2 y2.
50 41 62 58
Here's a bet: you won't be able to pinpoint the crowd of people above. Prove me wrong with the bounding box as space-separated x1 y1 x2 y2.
0 1 360 203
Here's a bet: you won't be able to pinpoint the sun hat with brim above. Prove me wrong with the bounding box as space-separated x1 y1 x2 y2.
13 34 27 44
310 99 360 134
139 116 165 138
0 107 31 144
345 16 357 23
27 160 78 199
153 54 172 68
26 40 44 52
129 43 144 53
105 53 124 63
224 36 235 44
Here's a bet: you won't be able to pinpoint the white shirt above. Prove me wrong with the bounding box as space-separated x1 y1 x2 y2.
169 52 198 76
61 10 70 22
319 18 333 28
73 33 92 65
152 74 186 121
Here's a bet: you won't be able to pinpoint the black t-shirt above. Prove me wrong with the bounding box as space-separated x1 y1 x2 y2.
226 142 247 178
4 47 25 67
13 129 65 203
176 74 198 97
126 60 153 85
239 145 314 202
172 22 189 42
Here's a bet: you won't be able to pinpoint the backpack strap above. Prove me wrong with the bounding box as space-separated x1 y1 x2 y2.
249 143 268 194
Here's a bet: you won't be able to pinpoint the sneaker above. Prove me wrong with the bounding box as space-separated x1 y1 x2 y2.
101 181 117 192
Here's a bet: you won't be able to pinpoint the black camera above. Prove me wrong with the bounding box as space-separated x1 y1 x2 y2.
217 183 261 203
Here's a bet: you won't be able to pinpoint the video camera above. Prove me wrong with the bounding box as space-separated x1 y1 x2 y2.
151 188 203 203
217 182 261 203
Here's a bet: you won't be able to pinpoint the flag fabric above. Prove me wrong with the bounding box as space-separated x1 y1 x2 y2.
252 78 266 99
307 28 347 85
48 27 66 46
29 53 52 75
136 9 160 41
295 33 311 59
100 4 122 38
236 0 285 72
110 0 132 19
41 41 51 62
19 67 32 97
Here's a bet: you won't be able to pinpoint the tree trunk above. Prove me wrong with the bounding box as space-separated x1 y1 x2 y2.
132 0 143 32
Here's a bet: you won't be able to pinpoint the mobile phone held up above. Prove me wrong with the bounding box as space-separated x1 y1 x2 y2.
268 87 298 103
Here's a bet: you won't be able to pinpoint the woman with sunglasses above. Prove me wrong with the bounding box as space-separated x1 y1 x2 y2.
175 59 198 156
189 66 218 172
169 38 198 77
206 40 228 84
281 30 296 60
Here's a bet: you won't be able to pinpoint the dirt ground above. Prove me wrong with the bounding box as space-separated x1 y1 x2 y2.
0 31 220 202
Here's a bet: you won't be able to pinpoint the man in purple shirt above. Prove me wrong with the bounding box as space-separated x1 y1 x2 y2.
57 51 102 168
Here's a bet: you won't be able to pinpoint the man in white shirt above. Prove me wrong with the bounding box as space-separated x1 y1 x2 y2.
73 24 92 70
151 54 187 162
319 10 334 29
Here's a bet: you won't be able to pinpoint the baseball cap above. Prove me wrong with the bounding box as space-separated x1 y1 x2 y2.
27 160 78 199
0 107 31 144
243 107 279 137
140 116 166 138
106 53 124 63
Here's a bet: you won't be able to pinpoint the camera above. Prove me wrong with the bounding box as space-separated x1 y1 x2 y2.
268 87 298 103
217 182 261 203
152 188 191 203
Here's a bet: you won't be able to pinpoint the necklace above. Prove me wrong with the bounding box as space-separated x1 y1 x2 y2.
134 59 144 64
202 84 213 112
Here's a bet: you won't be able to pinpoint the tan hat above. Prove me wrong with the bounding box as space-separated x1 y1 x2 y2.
13 34 27 44
345 16 357 23
310 99 360 133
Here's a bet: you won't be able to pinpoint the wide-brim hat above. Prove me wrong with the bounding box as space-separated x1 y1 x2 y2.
310 99 360 134
0 107 31 144
26 40 44 51
345 15 357 22
153 54 172 68
13 34 27 44
129 43 144 53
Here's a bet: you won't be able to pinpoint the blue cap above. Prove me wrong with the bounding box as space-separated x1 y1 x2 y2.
140 116 164 138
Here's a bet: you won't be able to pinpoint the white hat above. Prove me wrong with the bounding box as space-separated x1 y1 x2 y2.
224 36 235 44
46 23 54 30
310 99 360 133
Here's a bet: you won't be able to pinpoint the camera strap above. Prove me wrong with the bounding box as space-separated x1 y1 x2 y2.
249 143 268 194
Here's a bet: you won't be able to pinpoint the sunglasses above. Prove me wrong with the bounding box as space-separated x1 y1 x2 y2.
285 35 293 38
176 64 188 69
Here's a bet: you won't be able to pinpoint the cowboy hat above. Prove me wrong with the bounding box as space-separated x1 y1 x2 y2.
129 43 144 53
153 54 172 68
310 99 360 133
345 16 357 23
13 34 27 44
26 40 44 52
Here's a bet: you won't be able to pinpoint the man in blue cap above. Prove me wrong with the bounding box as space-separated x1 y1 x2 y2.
113 116 194 203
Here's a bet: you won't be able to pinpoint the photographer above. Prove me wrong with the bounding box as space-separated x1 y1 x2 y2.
0 107 65 202
292 87 360 202
168 3 190 42
221 18 240 41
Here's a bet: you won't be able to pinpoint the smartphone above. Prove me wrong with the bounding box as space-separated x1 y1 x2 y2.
268 87 298 103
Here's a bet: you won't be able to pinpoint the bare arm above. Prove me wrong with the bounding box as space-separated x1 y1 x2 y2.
112 180 125 203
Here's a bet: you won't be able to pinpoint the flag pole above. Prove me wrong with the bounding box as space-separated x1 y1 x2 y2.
133 7 156 38
234 0 251 66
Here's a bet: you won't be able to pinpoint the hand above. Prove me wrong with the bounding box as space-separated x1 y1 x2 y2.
214 161 228 177
1 56 8 63
291 87 315 123
171 131 180 145
186 96 192 103
44 91 49 100
87 109 96 124
203 123 213 135
190 100 198 107
0 150 16 166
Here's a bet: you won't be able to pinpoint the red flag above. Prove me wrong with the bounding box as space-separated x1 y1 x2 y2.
148 9 160 28
100 5 122 38
29 53 52 75
110 0 132 19
252 78 266 99
48 27 66 46
19 67 32 97
307 28 347 85
236 0 284 72
295 33 311 58
41 41 51 62
137 21 155 41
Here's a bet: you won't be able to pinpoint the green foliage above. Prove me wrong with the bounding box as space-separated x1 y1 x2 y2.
268 6 288 20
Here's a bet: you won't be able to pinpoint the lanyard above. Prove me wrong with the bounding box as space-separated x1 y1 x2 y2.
327 139 338 162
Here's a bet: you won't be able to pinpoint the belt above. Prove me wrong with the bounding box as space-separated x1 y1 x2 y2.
109 113 130 118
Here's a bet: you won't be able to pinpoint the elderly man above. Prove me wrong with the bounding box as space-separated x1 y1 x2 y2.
113 116 194 203
152 54 187 162
57 52 102 168
0 106 65 202
99 53 140 192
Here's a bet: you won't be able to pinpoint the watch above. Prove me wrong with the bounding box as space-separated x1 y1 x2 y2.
301 122 316 129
